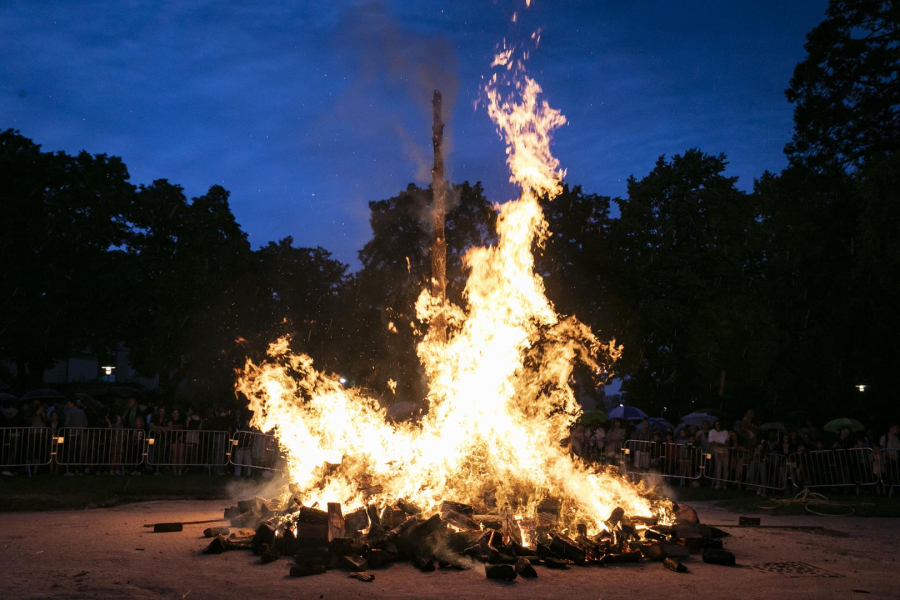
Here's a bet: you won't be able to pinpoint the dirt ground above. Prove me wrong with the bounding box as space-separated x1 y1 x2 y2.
1 499 896 599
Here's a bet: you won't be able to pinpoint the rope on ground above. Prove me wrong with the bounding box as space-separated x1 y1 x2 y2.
755 489 873 516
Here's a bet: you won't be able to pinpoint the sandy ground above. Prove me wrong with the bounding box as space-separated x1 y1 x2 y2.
1 499 896 600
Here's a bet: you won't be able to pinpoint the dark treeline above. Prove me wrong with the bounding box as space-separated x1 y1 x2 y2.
1 0 898 421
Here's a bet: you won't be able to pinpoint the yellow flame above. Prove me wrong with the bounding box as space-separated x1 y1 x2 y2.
236 29 655 535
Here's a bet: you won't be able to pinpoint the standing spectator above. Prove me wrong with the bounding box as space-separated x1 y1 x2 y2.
879 424 899 456
131 417 146 475
633 419 652 470
184 411 202 468
590 425 606 461
168 409 186 475
833 427 854 451
150 407 167 430
105 413 125 475
121 397 139 431
708 420 730 489
48 409 61 475
63 398 88 475
149 407 168 474
697 420 710 451
873 444 885 496
605 420 626 461
570 424 585 457
1 399 22 476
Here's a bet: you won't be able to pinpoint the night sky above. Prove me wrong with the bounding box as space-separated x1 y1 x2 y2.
1 0 827 267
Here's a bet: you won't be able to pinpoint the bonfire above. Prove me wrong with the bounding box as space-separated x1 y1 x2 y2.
207 6 732 582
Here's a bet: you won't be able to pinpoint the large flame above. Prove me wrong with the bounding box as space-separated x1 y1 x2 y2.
237 30 654 535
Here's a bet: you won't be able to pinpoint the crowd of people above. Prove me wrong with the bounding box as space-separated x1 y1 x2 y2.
0 395 277 477
3 394 899 497
565 412 900 496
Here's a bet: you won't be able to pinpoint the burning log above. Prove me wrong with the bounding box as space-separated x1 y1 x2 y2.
443 510 478 531
598 550 642 564
411 514 443 539
448 530 487 553
645 525 673 541
549 533 586 565
366 504 382 528
327 503 345 541
348 572 375 582
508 540 537 558
606 507 625 529
344 507 369 534
397 499 422 516
472 515 504 530
380 505 407 529
297 506 328 524
441 501 474 515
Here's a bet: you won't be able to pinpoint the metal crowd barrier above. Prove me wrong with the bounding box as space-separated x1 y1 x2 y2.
230 430 283 472
882 448 900 497
146 429 230 467
0 427 54 467
743 452 789 491
788 448 877 489
621 441 703 481
56 427 145 466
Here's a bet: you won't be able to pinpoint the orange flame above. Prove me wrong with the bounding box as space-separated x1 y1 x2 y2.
237 21 655 535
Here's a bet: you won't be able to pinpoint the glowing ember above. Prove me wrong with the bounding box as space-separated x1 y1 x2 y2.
237 16 663 537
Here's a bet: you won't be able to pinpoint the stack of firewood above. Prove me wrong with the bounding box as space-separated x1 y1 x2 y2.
200 495 736 581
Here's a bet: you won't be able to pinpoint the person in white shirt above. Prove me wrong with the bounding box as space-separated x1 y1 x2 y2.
708 420 730 488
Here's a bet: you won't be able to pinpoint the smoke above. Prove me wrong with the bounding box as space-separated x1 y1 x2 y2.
336 1 460 183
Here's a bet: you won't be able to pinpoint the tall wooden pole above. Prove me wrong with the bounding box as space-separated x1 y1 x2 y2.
431 90 447 341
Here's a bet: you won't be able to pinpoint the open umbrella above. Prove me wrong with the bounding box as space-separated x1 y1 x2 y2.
0 392 18 404
680 411 717 427
608 405 648 422
823 418 865 433
649 418 674 432
0 379 9 392
22 388 65 401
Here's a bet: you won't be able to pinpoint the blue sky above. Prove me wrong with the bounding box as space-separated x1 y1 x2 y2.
0 0 827 267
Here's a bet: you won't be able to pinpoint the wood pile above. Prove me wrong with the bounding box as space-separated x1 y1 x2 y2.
199 495 737 581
